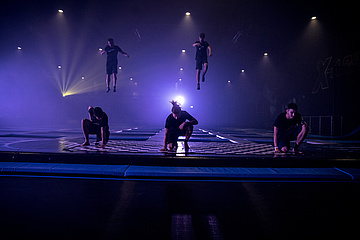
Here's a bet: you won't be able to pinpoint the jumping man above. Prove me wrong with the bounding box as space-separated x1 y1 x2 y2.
192 33 212 90
101 38 129 93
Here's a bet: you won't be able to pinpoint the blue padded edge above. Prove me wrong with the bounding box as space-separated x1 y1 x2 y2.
0 162 61 173
0 162 357 180
336 168 360 180
0 162 129 177
125 166 352 179
51 164 129 176
187 138 229 142
109 137 150 141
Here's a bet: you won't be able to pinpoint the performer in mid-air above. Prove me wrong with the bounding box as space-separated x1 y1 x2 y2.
192 33 212 90
160 101 198 152
101 38 129 93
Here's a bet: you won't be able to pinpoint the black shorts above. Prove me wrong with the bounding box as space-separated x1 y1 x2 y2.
166 127 186 145
278 125 302 149
196 58 208 70
89 122 110 142
89 122 101 135
106 61 118 75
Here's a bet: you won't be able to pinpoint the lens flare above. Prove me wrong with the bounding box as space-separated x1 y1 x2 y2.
175 96 185 106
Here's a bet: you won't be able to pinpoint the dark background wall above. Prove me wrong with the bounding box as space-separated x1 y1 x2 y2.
0 0 358 134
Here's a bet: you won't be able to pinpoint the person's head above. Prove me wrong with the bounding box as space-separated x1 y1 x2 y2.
199 33 205 42
285 103 298 119
94 107 104 120
107 38 114 47
170 100 182 119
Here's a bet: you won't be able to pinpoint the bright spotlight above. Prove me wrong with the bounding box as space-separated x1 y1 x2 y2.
180 67 183 71
241 69 245 73
98 48 103 51
119 66 122 70
182 49 186 53
58 9 64 13
264 52 268 56
175 96 185 106
57 65 62 69
62 91 72 97
185 12 190 16
311 16 317 20
17 46 22 50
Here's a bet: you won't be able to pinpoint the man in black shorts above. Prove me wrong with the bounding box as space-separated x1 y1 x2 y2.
81 106 110 148
273 103 309 153
101 38 129 93
192 33 212 90
160 101 198 152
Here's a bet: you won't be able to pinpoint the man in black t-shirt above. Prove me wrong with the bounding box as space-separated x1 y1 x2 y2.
192 33 212 90
81 106 110 148
101 38 129 93
161 101 198 152
273 103 308 153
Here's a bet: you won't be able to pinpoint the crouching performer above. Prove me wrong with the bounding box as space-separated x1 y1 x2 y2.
273 103 308 153
81 106 110 148
161 101 198 152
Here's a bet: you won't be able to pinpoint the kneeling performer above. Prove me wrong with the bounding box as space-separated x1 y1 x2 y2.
81 106 110 148
161 101 198 152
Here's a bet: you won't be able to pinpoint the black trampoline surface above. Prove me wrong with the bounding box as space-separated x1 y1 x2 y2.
0 127 359 168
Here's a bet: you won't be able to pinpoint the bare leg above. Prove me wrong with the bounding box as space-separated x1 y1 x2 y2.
113 73 117 92
196 69 201 90
98 127 109 148
202 63 208 82
184 124 194 151
106 74 111 92
81 119 91 146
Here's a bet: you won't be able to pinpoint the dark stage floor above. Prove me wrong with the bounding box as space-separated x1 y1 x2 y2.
1 127 360 239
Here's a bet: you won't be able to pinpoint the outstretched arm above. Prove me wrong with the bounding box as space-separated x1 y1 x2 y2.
192 42 200 47
120 50 130 58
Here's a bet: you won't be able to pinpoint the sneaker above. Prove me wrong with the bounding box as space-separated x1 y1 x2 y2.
106 87 110 93
113 86 116 92
197 83 200 90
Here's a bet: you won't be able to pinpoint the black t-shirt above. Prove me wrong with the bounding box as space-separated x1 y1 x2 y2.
104 45 122 63
165 111 195 129
195 41 210 60
273 112 302 132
